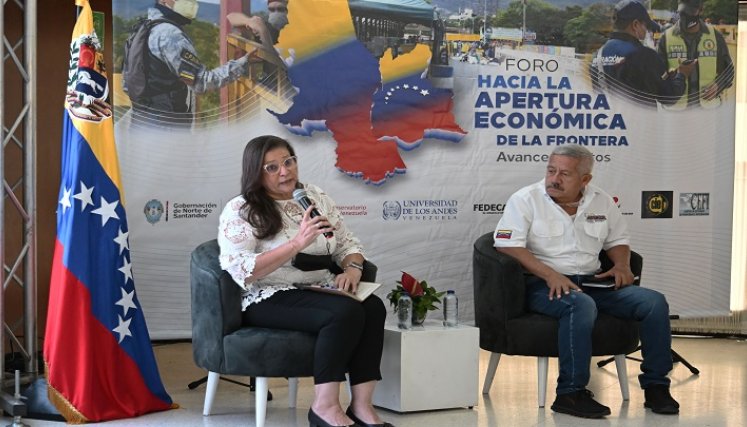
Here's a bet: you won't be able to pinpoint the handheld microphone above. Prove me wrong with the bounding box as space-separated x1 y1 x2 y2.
292 188 333 238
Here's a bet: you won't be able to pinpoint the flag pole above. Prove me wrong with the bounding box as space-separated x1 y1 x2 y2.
24 0 39 380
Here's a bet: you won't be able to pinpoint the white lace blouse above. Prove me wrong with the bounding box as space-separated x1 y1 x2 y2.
217 183 365 310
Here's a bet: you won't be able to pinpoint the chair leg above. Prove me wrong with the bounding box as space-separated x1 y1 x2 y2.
482 352 501 394
345 373 353 400
202 371 220 416
255 377 269 427
537 357 549 408
288 377 299 408
614 354 630 401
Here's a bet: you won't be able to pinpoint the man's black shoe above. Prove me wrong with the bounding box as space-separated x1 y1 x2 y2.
644 384 679 414
550 389 611 418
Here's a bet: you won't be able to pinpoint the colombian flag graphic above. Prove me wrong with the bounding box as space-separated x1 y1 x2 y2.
43 0 174 422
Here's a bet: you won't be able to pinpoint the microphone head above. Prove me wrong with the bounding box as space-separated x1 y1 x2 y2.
292 188 307 202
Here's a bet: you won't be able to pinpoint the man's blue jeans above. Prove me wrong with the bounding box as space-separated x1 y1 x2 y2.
525 276 673 395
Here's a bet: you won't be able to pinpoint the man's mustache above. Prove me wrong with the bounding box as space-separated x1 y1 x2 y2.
547 182 563 191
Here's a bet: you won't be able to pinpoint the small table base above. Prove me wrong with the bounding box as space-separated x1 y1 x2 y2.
372 320 479 412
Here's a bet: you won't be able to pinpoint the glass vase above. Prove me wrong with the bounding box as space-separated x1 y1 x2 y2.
412 311 426 326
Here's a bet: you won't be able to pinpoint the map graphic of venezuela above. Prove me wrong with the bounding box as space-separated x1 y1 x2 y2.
269 0 466 184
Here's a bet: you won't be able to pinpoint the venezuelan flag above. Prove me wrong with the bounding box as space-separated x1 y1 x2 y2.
43 0 174 422
372 45 466 150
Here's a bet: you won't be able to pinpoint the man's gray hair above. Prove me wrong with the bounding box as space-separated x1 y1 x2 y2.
551 145 594 175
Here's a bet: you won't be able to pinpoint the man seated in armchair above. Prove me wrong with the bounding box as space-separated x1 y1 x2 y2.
492 145 679 418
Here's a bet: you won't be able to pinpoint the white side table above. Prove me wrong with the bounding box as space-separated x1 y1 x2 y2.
372 319 479 412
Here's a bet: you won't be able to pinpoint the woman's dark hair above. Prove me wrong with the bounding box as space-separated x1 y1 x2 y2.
239 135 296 240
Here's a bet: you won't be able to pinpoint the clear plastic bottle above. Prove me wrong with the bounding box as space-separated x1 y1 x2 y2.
443 290 458 327
397 293 413 330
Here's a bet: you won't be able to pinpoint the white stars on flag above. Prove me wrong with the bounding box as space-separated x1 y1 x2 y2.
92 197 120 226
383 82 432 104
119 255 133 285
73 181 94 212
114 228 129 255
60 179 139 344
112 315 133 343
116 288 137 317
59 187 72 213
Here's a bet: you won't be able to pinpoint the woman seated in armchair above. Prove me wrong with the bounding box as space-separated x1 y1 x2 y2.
217 134 393 427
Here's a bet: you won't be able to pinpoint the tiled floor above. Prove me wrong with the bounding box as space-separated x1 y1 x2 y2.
5 336 746 427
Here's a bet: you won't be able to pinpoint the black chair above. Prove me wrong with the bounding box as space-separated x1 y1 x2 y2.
472 232 641 407
190 239 377 427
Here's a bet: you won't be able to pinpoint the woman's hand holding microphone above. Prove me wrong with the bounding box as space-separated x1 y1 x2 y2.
292 205 333 250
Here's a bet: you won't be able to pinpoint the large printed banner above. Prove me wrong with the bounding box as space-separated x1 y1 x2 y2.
113 0 737 338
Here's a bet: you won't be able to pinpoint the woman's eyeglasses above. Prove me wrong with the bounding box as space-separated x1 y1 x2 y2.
263 156 297 174
268 5 287 12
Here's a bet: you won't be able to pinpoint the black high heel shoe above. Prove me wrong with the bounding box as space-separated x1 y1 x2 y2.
345 407 395 427
308 408 356 427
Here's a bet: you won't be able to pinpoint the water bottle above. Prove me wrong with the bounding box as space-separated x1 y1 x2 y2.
397 293 412 330
443 290 458 327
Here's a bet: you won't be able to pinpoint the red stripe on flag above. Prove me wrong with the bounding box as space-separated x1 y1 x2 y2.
373 105 465 143
44 240 172 421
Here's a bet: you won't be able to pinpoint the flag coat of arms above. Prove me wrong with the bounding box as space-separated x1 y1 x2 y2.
43 0 173 422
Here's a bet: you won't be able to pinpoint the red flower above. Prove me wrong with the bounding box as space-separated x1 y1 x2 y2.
400 271 424 297
387 272 445 319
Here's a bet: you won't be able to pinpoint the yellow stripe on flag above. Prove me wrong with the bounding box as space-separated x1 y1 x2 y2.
379 44 432 84
275 0 356 62
68 111 124 200
73 0 94 40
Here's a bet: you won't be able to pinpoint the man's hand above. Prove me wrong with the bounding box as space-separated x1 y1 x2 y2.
599 245 635 289
243 16 269 39
227 12 274 47
495 247 581 300
593 264 635 290
546 272 581 300
676 59 697 78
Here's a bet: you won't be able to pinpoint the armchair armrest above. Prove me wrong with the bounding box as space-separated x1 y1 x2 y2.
473 232 528 326
360 260 378 283
190 240 243 372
